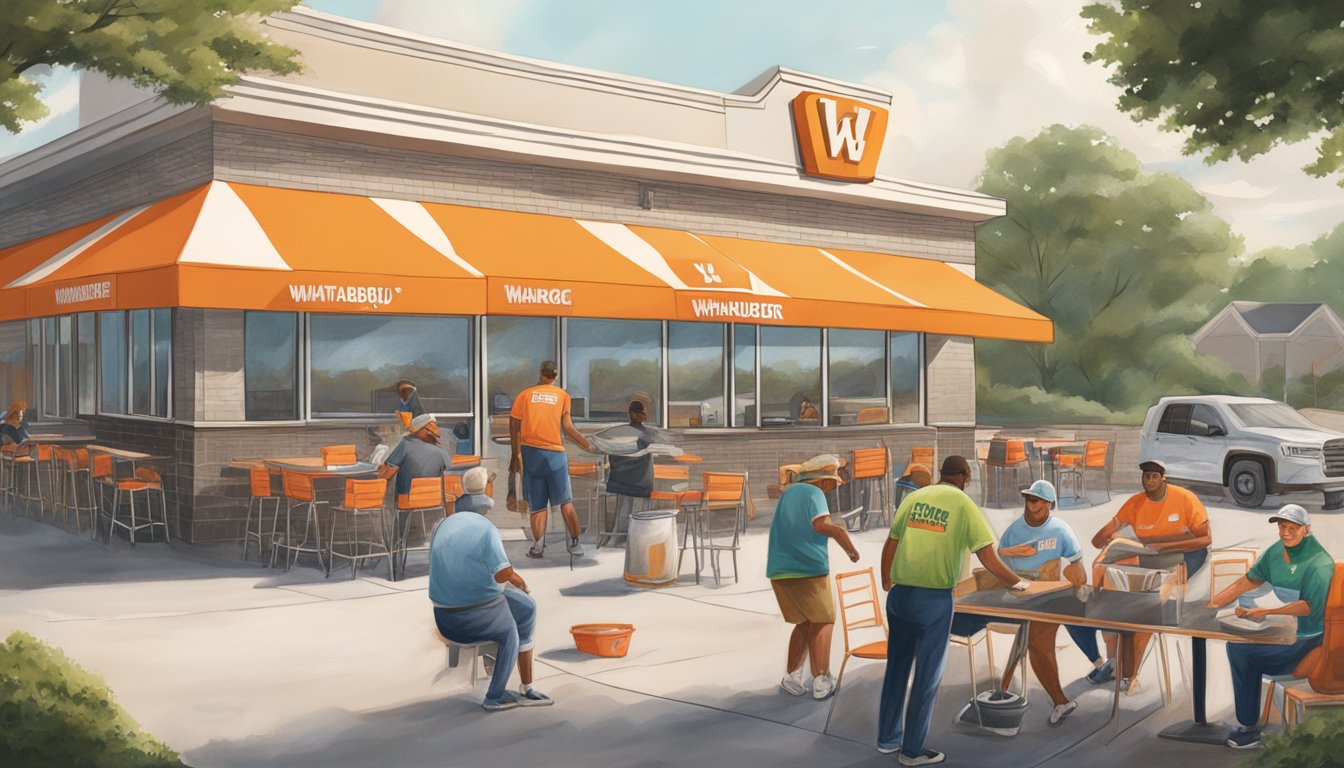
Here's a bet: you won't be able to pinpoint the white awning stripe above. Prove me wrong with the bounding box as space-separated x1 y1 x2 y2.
179 182 290 270
817 248 925 307
371 197 484 277
7 206 149 288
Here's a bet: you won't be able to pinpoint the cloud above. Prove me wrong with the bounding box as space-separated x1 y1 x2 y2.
0 67 80 160
372 0 538 50
1197 180 1276 200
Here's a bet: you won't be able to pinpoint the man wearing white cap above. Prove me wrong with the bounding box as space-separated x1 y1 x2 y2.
380 414 458 508
1209 503 1335 749
766 454 861 701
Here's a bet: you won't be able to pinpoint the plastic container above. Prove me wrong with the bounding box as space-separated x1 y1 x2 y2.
570 623 635 657
623 509 678 586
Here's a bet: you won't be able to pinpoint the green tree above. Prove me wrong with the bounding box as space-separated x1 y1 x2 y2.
1083 0 1344 186
976 124 1246 419
1 0 302 133
1228 220 1344 313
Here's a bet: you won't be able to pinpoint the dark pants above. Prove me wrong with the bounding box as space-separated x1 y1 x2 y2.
433 591 537 703
1227 635 1321 728
878 585 954 754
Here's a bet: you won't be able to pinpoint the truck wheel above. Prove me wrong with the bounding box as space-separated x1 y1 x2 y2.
1228 460 1267 508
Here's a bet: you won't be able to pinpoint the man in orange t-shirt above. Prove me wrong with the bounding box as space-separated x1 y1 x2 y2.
510 361 593 558
1068 459 1212 693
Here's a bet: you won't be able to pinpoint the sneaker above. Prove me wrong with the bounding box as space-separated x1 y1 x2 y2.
780 670 808 696
1049 700 1078 724
566 537 585 557
1086 658 1115 684
812 673 837 700
482 691 522 711
1121 677 1141 696
1226 726 1262 749
876 745 901 755
525 543 545 559
898 748 946 766
517 686 554 707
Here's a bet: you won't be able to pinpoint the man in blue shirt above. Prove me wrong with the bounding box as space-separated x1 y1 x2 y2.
767 454 860 701
429 495 553 712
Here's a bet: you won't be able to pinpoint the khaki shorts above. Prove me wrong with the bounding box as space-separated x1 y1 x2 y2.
771 575 835 624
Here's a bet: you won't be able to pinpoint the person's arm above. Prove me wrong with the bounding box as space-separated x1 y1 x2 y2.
811 515 860 562
1090 516 1126 550
1208 574 1262 609
1236 599 1310 619
509 417 522 473
377 463 398 481
561 412 592 452
1063 560 1087 589
998 543 1037 558
493 566 529 593
1146 519 1211 552
975 545 1026 589
880 536 899 591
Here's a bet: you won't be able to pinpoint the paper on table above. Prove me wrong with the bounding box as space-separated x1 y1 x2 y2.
1217 608 1270 632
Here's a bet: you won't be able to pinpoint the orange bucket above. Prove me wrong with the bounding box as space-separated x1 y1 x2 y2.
570 623 635 658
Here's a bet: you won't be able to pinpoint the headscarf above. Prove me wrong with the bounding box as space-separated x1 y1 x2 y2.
3 401 26 428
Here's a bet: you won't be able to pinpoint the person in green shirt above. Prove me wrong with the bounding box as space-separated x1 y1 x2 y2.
1209 504 1335 750
876 455 1026 767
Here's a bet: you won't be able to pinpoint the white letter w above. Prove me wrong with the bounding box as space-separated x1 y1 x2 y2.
818 98 870 162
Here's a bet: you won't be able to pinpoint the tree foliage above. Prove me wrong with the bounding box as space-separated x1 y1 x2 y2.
1082 0 1344 186
975 124 1246 421
0 0 302 133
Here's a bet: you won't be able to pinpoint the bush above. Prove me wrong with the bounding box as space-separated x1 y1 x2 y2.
0 631 187 768
1242 710 1344 767
976 381 1143 425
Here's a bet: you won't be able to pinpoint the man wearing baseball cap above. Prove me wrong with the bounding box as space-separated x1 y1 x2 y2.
380 413 458 507
1209 504 1335 749
509 361 593 559
1068 458 1212 693
766 454 861 701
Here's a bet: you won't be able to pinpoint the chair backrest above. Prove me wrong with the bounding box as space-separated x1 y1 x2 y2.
654 464 690 482
281 470 316 502
133 467 161 484
320 444 357 466
343 478 387 510
53 447 71 466
397 411 413 429
986 439 1007 464
834 568 887 654
778 463 802 487
1004 440 1028 465
702 471 745 504
1084 440 1108 469
650 462 691 502
909 446 935 468
851 447 888 480
569 460 600 479
1298 563 1344 694
443 474 463 502
73 448 90 469
399 476 445 510
248 466 273 498
1209 547 1258 596
91 453 114 479
855 406 889 424
34 444 52 461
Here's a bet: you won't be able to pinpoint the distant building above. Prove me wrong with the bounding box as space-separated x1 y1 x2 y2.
1191 301 1344 383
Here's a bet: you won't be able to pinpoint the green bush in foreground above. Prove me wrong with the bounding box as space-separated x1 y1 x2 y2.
1242 710 1344 768
0 631 187 768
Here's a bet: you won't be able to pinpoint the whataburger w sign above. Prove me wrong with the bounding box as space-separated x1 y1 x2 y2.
791 91 889 183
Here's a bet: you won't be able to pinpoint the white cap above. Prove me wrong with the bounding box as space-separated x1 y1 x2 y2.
409 413 437 433
462 467 490 496
1268 503 1310 527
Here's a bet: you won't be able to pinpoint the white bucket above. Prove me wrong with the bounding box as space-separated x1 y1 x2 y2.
623 509 678 586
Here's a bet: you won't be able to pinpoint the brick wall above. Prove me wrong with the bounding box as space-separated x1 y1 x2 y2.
925 335 976 425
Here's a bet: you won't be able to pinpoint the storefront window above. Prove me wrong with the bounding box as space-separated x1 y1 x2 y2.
129 310 152 415
759 326 821 425
153 309 171 416
245 312 299 421
0 321 31 414
26 321 39 421
829 329 886 425
309 314 472 418
485 316 556 442
565 318 661 423
890 332 921 424
77 314 95 414
733 325 756 427
667 322 724 428
99 312 126 414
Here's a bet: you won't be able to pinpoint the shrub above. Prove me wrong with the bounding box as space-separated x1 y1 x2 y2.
0 631 187 768
1242 710 1344 767
976 381 1143 425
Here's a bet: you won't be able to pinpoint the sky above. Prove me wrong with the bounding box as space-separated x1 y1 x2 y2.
3 0 1342 254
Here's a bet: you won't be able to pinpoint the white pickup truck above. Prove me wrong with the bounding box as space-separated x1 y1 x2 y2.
1138 395 1344 509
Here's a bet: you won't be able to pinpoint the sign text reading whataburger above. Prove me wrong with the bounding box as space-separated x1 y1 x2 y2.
55 281 112 306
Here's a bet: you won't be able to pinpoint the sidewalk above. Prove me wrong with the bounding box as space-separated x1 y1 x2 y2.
0 493 1274 768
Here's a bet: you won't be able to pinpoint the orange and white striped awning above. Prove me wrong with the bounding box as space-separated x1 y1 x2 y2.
0 182 1051 342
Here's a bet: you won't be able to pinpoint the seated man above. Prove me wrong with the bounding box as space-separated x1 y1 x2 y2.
1209 504 1334 749
429 488 553 711
380 414 456 508
454 466 495 516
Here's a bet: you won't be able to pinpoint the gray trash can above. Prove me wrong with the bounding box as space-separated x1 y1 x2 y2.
623 509 678 586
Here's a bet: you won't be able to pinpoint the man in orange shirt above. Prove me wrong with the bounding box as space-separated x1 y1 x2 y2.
1067 459 1212 693
510 361 593 558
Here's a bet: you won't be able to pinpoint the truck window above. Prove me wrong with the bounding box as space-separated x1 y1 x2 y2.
1188 404 1225 437
1158 404 1192 435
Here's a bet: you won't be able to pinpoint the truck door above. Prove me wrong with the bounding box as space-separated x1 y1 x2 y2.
1185 404 1229 482
1153 403 1193 478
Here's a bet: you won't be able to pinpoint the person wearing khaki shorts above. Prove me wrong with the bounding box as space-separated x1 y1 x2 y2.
766 454 860 700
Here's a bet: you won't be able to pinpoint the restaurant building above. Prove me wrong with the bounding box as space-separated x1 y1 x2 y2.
0 8 1050 542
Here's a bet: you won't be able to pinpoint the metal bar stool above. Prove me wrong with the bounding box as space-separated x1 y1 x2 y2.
241 466 283 563
100 466 170 548
393 475 445 580
13 444 54 521
54 447 97 533
271 470 328 572
327 477 392 579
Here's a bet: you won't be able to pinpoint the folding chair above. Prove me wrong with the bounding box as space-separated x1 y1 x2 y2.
824 568 889 731
698 471 748 585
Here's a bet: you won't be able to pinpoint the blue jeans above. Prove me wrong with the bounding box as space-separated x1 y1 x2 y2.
433 589 537 703
878 585 954 754
1227 635 1321 728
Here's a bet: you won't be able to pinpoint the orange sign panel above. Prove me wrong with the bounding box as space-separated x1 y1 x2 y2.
791 91 889 182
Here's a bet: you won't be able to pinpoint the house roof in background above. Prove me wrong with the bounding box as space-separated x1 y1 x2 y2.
1229 301 1329 335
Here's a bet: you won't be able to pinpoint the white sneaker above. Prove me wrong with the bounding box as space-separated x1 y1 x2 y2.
566 537 585 556
898 748 946 766
1049 700 1078 724
812 673 836 700
780 670 808 696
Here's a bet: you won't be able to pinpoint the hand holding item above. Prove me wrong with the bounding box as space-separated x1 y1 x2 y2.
846 547 860 563
1235 606 1264 622
1008 580 1031 593
999 544 1038 558
1075 585 1093 604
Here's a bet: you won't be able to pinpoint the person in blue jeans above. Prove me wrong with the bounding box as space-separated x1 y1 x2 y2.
429 498 554 711
878 456 1026 767
1208 504 1334 749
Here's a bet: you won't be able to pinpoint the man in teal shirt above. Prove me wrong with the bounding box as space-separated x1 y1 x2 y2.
877 455 1026 766
767 454 860 701
1209 504 1335 749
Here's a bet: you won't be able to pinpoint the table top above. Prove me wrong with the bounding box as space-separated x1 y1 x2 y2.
87 445 168 461
263 457 380 476
956 585 1297 645
27 433 95 444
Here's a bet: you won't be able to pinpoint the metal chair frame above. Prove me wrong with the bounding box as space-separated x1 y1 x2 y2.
327 477 393 579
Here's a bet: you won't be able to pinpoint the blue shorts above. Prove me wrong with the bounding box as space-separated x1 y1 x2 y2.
521 445 571 513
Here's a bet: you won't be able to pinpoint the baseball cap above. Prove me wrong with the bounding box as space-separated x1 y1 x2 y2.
797 453 844 485
1021 479 1057 506
1268 503 1310 527
1139 459 1166 474
462 467 490 496
409 413 437 433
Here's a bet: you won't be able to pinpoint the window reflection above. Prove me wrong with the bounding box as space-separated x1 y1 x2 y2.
733 324 756 427
829 328 886 425
565 318 661 424
889 332 920 424
245 312 298 421
99 312 126 415
486 316 556 443
668 322 724 428
760 326 821 425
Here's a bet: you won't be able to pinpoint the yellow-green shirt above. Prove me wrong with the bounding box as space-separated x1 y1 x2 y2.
889 483 995 590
